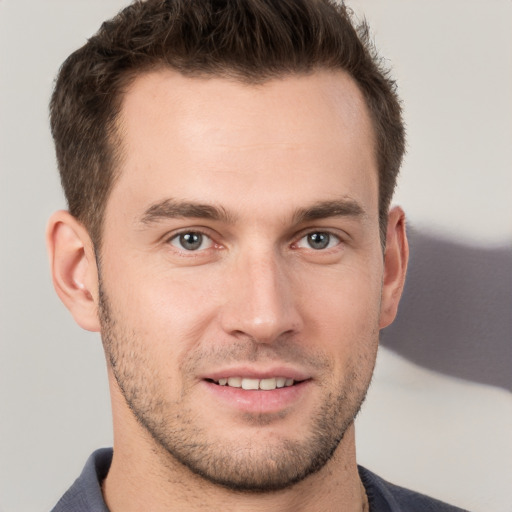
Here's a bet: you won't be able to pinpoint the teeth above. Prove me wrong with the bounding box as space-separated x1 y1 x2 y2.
276 377 286 388
259 378 277 390
216 377 295 390
227 377 242 388
241 378 259 390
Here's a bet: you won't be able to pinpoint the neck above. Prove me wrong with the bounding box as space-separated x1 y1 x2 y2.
104 378 366 512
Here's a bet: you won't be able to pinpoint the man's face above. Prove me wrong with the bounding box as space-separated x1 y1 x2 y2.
98 70 388 490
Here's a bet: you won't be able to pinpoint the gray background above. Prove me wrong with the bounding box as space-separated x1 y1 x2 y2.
1 1 511 511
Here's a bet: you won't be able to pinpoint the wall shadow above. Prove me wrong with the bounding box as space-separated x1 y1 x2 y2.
381 227 512 392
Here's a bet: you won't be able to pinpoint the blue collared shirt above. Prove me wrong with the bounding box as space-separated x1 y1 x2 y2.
51 448 469 511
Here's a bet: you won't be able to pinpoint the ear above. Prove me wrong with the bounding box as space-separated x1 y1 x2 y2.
46 210 101 332
379 206 409 329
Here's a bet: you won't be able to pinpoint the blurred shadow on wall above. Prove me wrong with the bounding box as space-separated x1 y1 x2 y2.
381 227 512 393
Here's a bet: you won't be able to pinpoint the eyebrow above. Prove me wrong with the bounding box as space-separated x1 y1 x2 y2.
139 197 366 226
140 198 236 225
292 198 366 224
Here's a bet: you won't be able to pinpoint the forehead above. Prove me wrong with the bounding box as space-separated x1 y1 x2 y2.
110 69 377 223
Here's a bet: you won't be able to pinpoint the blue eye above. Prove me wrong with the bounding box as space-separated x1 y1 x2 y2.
296 232 340 250
169 232 213 251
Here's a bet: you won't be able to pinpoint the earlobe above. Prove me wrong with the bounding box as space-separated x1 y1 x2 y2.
379 206 409 329
46 210 101 332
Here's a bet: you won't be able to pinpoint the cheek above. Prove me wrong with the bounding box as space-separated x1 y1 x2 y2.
297 260 383 350
108 262 224 346
100 266 223 398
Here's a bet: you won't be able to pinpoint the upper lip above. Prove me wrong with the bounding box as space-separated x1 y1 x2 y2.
199 366 312 382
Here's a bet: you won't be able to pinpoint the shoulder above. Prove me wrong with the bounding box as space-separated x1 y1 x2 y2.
358 466 471 512
51 448 112 512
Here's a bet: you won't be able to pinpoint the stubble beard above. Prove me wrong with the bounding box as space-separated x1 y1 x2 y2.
98 281 377 493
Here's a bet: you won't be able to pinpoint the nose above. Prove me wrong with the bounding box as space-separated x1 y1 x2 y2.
219 250 303 344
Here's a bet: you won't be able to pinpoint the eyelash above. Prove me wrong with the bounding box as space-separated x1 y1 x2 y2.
166 228 343 254
167 229 217 253
294 231 342 251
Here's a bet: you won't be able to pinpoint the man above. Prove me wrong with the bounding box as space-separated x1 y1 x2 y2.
46 0 467 510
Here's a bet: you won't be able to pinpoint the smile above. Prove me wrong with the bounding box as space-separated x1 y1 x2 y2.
202 374 312 414
209 377 296 390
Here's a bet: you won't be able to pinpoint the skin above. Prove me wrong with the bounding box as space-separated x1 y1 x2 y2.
47 69 408 511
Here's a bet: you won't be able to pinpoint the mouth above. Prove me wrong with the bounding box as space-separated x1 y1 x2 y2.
206 376 299 391
201 372 312 414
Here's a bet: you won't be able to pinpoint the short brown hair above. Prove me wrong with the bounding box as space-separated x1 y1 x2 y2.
50 0 405 247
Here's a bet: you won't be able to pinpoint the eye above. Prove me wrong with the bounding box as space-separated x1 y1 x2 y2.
169 231 214 251
296 231 340 250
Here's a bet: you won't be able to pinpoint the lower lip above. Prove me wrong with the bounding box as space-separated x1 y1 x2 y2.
201 380 311 415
